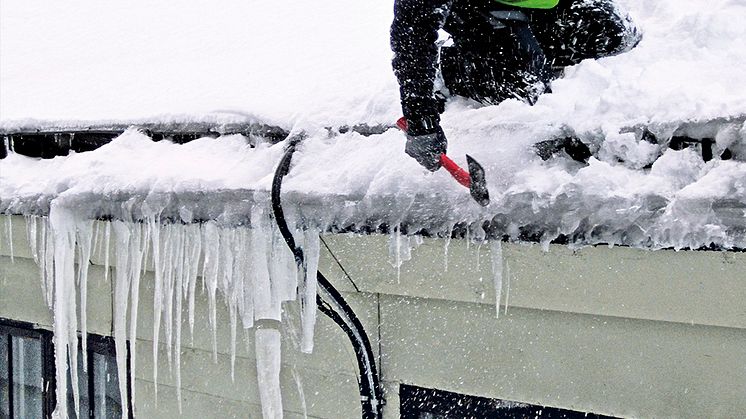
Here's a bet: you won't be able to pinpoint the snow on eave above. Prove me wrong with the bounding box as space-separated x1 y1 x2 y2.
1 122 745 252
2 189 744 253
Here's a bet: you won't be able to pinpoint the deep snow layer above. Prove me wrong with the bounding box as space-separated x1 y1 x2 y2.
2 0 746 131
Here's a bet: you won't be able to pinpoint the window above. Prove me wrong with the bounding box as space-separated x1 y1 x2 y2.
1 318 129 419
0 320 54 419
400 384 618 419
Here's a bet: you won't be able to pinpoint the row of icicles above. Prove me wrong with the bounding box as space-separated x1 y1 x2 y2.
5 207 506 419
19 203 320 419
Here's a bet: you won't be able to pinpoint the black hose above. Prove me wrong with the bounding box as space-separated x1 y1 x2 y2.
271 137 384 419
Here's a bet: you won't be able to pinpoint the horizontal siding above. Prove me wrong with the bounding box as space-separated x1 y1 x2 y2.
133 339 361 418
379 294 746 418
0 255 114 336
320 234 746 329
135 379 322 419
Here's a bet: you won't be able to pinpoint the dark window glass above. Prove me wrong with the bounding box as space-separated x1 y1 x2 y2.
1 333 9 418
10 336 43 419
0 322 51 419
66 348 89 419
92 351 122 419
400 384 619 419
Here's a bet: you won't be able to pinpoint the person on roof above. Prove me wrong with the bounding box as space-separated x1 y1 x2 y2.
391 0 641 170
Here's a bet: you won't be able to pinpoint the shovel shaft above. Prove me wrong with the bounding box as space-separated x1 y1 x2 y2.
439 154 471 188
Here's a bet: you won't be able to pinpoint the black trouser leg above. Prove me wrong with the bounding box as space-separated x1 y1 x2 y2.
440 0 641 105
529 0 642 68
440 17 550 105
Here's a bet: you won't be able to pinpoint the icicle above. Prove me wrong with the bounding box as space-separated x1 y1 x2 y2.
230 229 247 335
490 240 504 319
91 221 100 261
164 225 183 372
541 237 551 252
103 221 111 283
256 328 283 419
5 215 14 262
238 228 255 331
112 221 131 419
148 217 164 399
388 226 402 283
388 226 400 268
219 227 236 300
25 216 39 264
127 222 147 412
476 241 483 271
291 367 308 419
229 303 237 382
269 225 298 305
49 205 78 419
504 261 511 316
75 220 94 370
25 216 49 305
221 225 239 382
251 206 275 321
300 229 320 353
162 225 175 373
186 224 201 343
443 227 453 272
202 222 220 362
174 226 185 413
43 219 55 306
388 225 414 283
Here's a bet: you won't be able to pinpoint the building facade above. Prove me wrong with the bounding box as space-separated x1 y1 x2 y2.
2 215 746 418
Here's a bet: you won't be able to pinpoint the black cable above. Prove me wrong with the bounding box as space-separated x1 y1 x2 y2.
271 138 384 419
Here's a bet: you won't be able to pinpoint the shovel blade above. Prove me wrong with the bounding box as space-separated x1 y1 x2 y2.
466 155 490 206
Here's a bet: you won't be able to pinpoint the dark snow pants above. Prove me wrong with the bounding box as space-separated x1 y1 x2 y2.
440 0 641 105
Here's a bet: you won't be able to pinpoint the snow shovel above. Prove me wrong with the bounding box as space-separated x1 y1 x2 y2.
396 117 490 206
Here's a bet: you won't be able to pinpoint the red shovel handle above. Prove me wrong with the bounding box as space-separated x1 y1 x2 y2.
440 154 471 188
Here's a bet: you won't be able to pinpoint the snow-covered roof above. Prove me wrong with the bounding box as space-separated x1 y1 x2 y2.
2 0 746 250
3 2 746 417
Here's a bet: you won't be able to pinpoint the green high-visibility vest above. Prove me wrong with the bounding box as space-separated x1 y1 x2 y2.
494 0 559 9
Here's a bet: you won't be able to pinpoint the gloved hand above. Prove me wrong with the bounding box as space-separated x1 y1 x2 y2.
404 118 448 172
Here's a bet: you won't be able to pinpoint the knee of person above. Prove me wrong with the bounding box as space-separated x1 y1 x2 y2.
599 0 643 55
615 14 643 55
568 0 643 57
